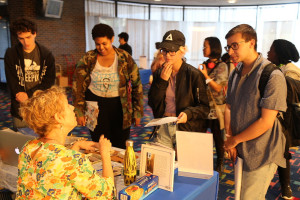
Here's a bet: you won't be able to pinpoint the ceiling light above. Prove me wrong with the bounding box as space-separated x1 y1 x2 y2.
228 0 236 3
154 0 161 1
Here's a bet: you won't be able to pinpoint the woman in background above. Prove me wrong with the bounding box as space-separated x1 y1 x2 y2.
17 86 115 199
268 39 300 79
221 52 237 75
267 39 300 200
199 37 228 174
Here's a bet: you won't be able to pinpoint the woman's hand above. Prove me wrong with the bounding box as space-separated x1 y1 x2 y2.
98 135 111 157
198 64 209 79
77 116 86 126
177 112 187 124
98 135 114 181
160 62 173 81
16 92 29 103
71 141 99 152
132 118 141 126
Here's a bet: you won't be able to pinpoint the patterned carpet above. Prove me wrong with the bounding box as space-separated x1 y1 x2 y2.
0 84 299 199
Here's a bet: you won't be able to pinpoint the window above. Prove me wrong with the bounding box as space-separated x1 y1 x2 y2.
118 2 148 20
150 5 183 21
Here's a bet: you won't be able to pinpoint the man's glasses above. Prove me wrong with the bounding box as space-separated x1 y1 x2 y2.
224 41 245 52
161 49 177 56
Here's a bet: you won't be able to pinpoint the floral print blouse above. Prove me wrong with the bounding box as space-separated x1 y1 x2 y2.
16 139 115 200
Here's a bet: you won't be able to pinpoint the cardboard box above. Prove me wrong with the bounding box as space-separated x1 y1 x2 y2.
119 174 158 200
56 76 68 87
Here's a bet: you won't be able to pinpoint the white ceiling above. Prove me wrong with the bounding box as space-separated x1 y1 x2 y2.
118 0 300 6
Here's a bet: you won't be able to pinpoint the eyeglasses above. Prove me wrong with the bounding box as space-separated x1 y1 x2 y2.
224 41 245 52
161 49 177 56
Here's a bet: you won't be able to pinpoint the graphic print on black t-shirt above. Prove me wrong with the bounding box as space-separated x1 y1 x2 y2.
23 46 41 91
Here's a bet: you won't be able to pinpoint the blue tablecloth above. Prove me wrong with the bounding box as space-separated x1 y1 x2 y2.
139 69 152 85
147 170 219 200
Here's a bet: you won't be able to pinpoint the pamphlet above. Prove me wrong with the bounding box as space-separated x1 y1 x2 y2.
176 131 213 179
144 117 177 127
85 101 99 131
234 157 243 200
140 142 175 192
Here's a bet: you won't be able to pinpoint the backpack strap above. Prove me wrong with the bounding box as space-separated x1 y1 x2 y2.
228 67 238 85
258 63 286 128
258 63 279 98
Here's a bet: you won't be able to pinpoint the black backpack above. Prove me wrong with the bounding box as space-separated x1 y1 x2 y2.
258 64 300 146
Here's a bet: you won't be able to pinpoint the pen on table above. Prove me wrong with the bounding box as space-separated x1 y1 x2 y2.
149 126 159 140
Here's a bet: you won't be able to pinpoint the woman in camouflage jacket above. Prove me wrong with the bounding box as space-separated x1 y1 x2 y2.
73 23 143 149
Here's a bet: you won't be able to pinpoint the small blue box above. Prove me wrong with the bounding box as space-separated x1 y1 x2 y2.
119 174 159 200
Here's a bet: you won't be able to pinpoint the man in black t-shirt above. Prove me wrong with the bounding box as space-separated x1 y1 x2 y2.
118 32 132 56
4 18 56 131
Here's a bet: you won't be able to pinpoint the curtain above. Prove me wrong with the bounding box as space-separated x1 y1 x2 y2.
184 7 219 22
118 2 148 20
150 5 183 21
257 4 300 65
85 0 300 68
85 0 114 17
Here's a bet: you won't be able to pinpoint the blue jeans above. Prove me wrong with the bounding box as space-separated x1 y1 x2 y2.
240 162 278 200
154 123 177 149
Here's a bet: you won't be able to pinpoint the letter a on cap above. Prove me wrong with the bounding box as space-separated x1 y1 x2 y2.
166 34 173 41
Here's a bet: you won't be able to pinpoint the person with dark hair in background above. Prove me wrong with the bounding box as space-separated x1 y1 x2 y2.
268 39 300 80
149 30 209 149
4 17 56 131
267 39 300 200
118 32 132 56
198 37 228 174
149 42 165 84
151 42 165 73
224 24 287 199
73 23 143 149
221 52 237 74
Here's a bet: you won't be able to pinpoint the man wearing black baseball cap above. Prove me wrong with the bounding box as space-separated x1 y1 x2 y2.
148 30 209 149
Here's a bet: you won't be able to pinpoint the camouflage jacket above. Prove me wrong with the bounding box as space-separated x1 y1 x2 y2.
72 47 144 129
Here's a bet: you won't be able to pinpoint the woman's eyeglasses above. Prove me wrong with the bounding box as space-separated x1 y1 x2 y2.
161 49 177 56
224 41 245 52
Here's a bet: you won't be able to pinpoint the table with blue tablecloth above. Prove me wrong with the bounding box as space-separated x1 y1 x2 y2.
145 170 219 200
139 69 152 85
0 129 219 199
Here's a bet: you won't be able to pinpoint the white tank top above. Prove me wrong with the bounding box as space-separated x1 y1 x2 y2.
88 53 120 97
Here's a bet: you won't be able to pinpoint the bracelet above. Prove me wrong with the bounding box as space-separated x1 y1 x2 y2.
206 78 213 84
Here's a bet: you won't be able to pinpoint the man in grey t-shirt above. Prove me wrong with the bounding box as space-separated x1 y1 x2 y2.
223 24 287 200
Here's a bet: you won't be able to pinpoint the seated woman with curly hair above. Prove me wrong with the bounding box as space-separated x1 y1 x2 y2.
16 86 115 200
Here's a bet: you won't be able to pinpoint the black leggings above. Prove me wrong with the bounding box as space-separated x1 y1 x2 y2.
85 89 130 149
278 133 292 187
208 119 224 162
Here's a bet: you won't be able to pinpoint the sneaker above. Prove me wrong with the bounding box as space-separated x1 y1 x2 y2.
281 185 293 200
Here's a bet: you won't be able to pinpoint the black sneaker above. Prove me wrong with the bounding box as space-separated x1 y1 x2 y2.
281 185 293 200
